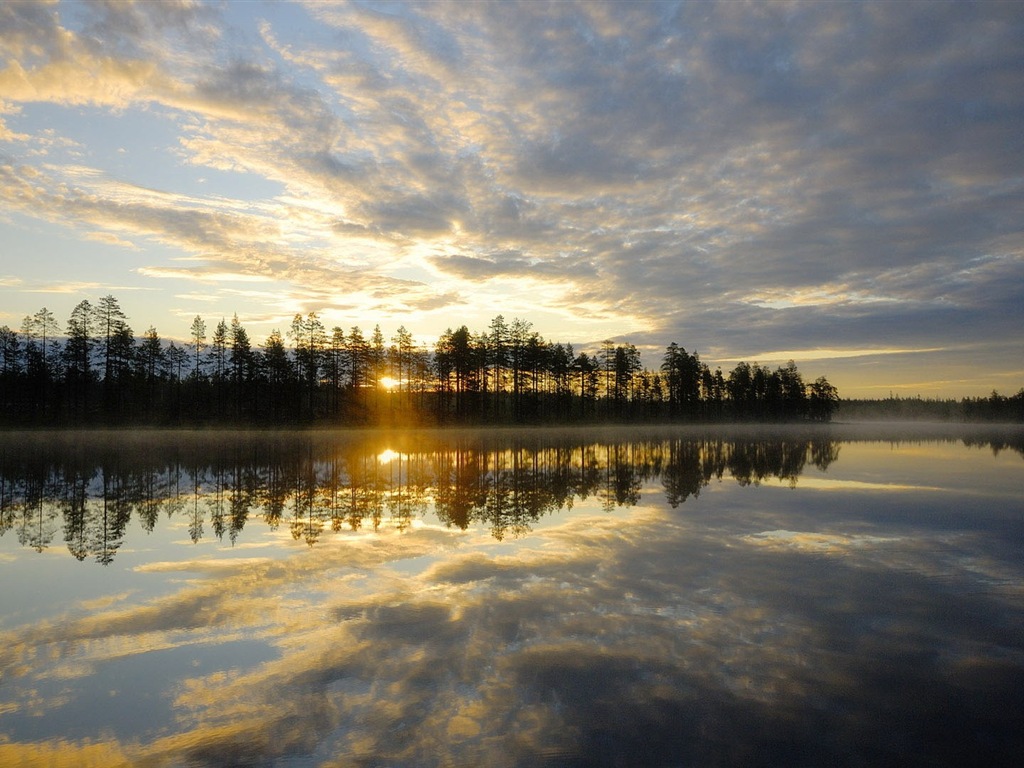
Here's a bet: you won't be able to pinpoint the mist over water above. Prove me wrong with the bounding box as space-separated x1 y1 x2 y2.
1 425 1022 766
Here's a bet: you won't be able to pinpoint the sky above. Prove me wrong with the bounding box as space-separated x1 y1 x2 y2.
1 0 1022 399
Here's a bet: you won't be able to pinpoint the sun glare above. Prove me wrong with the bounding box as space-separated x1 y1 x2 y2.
377 449 401 464
379 376 399 390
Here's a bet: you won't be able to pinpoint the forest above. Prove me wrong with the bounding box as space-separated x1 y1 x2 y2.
0 293 846 427
839 392 1024 423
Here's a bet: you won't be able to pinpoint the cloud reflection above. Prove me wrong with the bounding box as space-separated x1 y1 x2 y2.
0 429 1022 765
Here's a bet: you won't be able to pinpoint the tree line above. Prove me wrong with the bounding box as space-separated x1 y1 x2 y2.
839 392 1024 423
0 294 841 426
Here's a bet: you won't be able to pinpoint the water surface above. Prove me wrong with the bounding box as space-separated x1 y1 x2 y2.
1 425 1022 766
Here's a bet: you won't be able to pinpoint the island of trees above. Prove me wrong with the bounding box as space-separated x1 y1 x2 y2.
0 292 906 428
2 294 1022 426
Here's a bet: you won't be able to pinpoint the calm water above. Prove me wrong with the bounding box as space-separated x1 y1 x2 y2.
1 425 1022 767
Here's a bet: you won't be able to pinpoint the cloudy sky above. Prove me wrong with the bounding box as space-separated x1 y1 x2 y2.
1 0 1022 397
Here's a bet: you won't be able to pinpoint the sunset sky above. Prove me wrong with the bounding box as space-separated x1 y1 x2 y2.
1 0 1022 398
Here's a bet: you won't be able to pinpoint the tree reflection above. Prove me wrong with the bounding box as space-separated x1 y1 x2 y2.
19 463 57 553
90 468 131 565
229 463 252 545
190 464 205 544
291 445 324 546
0 428 1017 563
60 464 91 560
662 440 707 508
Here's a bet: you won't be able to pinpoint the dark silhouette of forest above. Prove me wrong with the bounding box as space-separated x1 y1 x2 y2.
1 295 843 426
840 392 1024 423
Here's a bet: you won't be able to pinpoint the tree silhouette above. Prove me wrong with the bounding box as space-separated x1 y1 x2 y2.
210 319 228 382
262 329 293 421
96 295 128 380
11 292 989 428
64 300 96 419
808 376 839 422
189 315 207 380
323 326 347 417
228 315 255 420
346 326 369 392
391 325 414 404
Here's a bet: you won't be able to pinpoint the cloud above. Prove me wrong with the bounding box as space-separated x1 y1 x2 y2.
24 280 103 294
0 0 1022 393
137 266 274 283
429 251 597 282
1 154 459 321
0 113 29 143
82 230 138 249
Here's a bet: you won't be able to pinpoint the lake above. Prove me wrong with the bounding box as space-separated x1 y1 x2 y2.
1 424 1022 767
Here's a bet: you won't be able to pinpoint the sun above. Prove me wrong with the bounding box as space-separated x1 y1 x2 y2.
379 376 399 390
377 449 401 464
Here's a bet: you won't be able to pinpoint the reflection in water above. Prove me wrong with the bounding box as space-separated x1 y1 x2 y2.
0 426 1022 767
0 429 853 560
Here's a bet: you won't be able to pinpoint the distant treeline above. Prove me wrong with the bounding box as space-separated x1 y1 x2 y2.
2 295 844 426
840 393 1024 423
